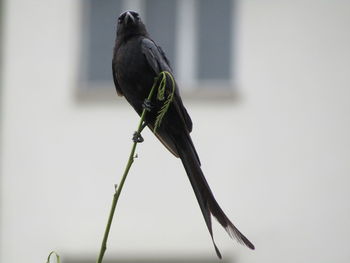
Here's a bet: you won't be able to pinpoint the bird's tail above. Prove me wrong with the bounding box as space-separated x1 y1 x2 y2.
174 132 255 258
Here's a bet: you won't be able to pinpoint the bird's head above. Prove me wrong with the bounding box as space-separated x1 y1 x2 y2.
116 11 148 41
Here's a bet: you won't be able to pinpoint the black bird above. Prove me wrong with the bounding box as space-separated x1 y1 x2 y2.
112 11 254 258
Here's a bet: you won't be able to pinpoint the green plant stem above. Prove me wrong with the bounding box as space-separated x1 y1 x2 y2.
96 77 159 263
47 251 60 263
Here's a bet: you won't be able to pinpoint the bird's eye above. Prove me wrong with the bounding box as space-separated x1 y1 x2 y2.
132 12 140 20
118 13 126 24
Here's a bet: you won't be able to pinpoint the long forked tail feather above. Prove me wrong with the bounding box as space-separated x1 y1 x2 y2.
174 133 254 258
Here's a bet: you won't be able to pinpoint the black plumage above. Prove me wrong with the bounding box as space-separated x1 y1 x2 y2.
112 11 254 258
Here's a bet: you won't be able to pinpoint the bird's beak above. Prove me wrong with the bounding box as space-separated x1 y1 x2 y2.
124 11 135 25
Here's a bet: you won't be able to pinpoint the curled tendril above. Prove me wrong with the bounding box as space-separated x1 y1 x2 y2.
153 71 175 133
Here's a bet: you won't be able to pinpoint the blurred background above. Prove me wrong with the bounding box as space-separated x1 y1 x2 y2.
1 0 350 262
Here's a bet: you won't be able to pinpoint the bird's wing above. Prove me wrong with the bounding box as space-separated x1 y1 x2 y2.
141 38 193 132
112 55 123 96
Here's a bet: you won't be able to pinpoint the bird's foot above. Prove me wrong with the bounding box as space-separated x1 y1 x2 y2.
132 131 144 143
142 99 153 112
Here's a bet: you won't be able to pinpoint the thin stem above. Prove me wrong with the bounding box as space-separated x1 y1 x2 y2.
47 251 60 263
96 76 159 263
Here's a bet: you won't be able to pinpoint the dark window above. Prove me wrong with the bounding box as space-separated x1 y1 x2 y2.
80 0 235 97
197 0 233 80
84 0 123 86
145 0 177 71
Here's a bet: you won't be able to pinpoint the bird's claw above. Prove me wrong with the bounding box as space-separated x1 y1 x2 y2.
142 99 153 112
132 131 144 143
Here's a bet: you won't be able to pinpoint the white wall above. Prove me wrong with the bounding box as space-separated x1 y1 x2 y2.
1 0 350 263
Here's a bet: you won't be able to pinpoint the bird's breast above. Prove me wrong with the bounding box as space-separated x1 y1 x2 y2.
115 40 156 109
